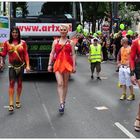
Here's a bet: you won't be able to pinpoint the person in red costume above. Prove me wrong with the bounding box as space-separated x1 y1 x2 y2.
48 24 76 114
130 23 140 131
0 26 30 112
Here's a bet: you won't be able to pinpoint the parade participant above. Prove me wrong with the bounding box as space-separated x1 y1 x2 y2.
108 33 115 60
88 37 102 80
114 31 122 61
117 37 134 100
0 56 4 71
102 34 108 61
48 24 76 114
129 23 140 131
0 26 30 112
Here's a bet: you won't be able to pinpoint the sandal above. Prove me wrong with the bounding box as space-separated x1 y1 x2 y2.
9 105 14 112
15 102 21 109
134 117 140 131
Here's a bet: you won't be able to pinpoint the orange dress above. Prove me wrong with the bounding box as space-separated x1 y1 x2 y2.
53 40 73 73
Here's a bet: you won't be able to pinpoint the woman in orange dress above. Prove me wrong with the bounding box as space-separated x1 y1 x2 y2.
48 24 76 114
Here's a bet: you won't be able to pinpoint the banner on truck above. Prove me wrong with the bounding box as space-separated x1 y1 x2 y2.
16 23 72 36
0 16 10 47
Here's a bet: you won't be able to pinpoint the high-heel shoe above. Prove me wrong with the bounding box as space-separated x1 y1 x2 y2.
59 103 65 114
134 117 140 131
9 105 14 112
15 102 21 109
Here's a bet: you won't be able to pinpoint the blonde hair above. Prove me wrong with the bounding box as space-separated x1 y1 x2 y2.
121 37 128 43
60 24 69 31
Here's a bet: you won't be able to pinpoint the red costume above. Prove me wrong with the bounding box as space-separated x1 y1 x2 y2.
0 40 29 66
0 39 29 111
130 37 140 79
130 37 140 70
53 40 73 73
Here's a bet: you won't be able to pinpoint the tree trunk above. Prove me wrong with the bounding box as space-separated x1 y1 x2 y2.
109 2 112 34
89 22 90 33
92 16 96 33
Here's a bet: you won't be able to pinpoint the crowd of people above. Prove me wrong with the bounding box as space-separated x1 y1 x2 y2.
76 25 138 61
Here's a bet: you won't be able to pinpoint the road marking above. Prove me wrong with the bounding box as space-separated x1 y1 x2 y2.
94 106 108 110
115 122 136 138
100 76 108 80
42 104 57 137
34 83 57 137
3 106 9 108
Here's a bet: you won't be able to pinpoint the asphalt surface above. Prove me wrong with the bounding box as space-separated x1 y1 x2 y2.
0 55 140 138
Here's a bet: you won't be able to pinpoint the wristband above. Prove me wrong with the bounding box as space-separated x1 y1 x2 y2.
48 63 53 66
130 71 135 76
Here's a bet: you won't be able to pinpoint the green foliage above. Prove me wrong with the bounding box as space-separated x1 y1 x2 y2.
118 2 139 28
126 2 140 11
82 2 109 21
82 2 110 32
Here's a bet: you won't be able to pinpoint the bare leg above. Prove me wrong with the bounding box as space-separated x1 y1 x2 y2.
9 80 15 106
134 80 140 131
129 85 134 95
122 85 127 94
63 72 70 103
16 77 22 103
137 103 140 119
136 80 140 118
55 72 64 104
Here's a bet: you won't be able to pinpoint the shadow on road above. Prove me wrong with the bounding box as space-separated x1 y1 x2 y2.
23 73 56 82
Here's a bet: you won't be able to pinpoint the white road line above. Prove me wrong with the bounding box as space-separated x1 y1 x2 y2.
115 122 136 138
3 106 9 108
94 106 108 110
42 104 57 137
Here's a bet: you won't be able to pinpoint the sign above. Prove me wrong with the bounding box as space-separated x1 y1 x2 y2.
28 44 52 52
16 23 72 36
102 25 109 31
0 16 10 47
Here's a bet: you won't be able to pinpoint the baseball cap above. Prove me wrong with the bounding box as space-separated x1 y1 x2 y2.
93 37 98 41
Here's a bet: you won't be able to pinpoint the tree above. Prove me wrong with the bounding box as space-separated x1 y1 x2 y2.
126 2 140 11
119 2 140 28
82 2 110 33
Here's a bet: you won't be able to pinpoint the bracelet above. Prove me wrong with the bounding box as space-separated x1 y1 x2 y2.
48 63 53 66
130 71 135 76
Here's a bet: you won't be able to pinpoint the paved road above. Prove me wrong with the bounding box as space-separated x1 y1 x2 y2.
0 55 140 138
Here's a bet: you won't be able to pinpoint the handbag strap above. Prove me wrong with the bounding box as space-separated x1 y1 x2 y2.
56 39 69 55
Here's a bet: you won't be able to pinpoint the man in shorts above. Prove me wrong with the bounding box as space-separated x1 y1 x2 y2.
88 38 102 80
